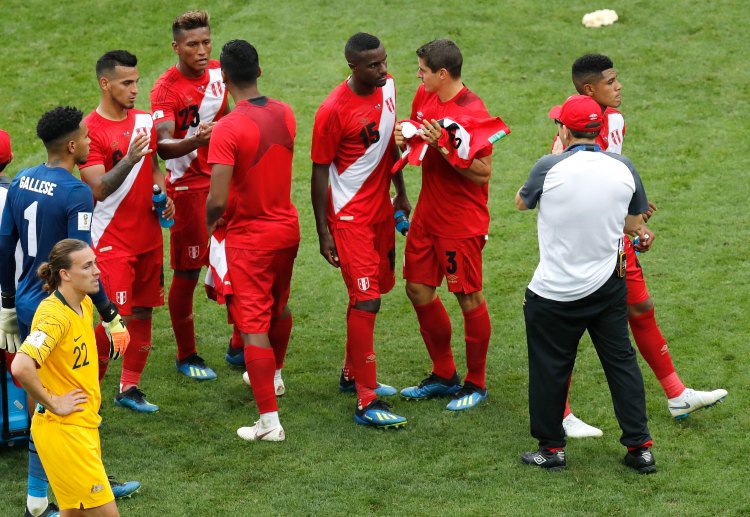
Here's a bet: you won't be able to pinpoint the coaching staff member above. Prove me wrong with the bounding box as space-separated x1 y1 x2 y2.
515 95 655 474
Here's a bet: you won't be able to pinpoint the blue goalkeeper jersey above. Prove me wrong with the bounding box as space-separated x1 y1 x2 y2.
0 164 94 327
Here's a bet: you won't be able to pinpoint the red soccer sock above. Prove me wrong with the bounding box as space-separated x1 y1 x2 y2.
348 308 377 408
414 296 455 379
463 301 491 388
94 323 110 383
269 314 292 369
342 303 353 379
629 308 685 398
244 345 278 414
230 325 243 350
169 274 198 361
120 317 152 390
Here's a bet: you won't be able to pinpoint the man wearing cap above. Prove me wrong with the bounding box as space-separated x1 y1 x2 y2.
515 95 656 474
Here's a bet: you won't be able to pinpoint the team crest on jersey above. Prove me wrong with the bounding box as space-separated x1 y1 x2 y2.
416 111 424 121
91 484 104 494
357 277 370 292
187 246 200 259
135 127 148 137
115 291 127 305
385 97 395 113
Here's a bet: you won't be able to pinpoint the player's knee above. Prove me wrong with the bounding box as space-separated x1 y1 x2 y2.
405 281 434 306
628 297 653 318
456 290 484 312
130 307 153 319
354 298 381 313
174 268 201 281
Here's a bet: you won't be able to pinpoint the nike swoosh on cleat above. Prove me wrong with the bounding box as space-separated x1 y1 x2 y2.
669 402 691 410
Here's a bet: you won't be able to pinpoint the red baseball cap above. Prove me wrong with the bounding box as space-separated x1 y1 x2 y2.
558 95 602 133
0 129 11 165
548 105 562 121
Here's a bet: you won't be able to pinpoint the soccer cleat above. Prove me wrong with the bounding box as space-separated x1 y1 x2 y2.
237 421 285 442
400 372 462 400
668 388 728 420
354 399 407 429
338 372 397 397
109 475 141 499
520 448 566 471
445 381 488 411
114 387 159 413
24 502 59 517
563 413 603 438
176 354 217 381
225 342 245 368
242 371 286 396
622 447 656 474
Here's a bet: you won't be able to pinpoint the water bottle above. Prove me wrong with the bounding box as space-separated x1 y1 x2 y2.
394 210 409 236
152 185 174 228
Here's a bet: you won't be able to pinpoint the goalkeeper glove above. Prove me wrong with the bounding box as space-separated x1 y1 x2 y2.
100 302 129 360
0 307 22 353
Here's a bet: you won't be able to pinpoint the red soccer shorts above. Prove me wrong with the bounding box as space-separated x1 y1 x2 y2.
97 247 164 316
624 235 650 305
225 245 298 334
331 221 395 303
167 187 209 271
403 219 486 294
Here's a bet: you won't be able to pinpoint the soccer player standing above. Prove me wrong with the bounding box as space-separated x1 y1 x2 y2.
554 54 726 438
396 40 494 411
150 10 229 381
80 51 174 413
12 239 120 516
0 109 136 516
207 40 299 442
311 32 410 428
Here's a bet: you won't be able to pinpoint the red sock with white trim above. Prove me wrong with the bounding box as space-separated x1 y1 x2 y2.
169 274 198 361
348 308 377 408
629 308 685 398
244 345 278 414
414 297 455 379
463 301 491 389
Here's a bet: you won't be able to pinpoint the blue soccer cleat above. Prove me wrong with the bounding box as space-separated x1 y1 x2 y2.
109 476 141 499
176 354 217 381
354 399 407 429
114 387 159 413
338 371 397 397
446 381 488 411
400 372 462 400
225 342 245 368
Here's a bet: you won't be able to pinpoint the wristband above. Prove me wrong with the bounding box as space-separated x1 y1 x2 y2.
1 292 15 309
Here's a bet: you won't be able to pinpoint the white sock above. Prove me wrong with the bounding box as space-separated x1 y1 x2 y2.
260 411 280 429
274 369 282 381
27 496 48 516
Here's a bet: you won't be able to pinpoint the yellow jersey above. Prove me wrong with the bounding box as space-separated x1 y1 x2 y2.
19 292 101 428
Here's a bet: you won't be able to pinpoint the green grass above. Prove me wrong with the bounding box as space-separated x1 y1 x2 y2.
1 0 749 515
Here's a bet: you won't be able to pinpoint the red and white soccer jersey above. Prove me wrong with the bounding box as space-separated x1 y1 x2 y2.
81 110 162 257
150 60 228 191
597 107 626 155
311 76 397 229
410 84 492 238
207 97 300 251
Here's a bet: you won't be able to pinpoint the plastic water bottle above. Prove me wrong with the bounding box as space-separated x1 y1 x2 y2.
394 210 409 236
633 236 641 256
152 185 174 228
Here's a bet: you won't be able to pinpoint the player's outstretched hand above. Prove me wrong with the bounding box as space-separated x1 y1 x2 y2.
103 314 129 361
0 307 22 353
193 122 215 147
318 232 340 268
49 388 87 416
125 133 152 166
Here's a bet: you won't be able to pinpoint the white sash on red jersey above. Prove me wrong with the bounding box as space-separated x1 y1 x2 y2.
167 68 226 184
329 78 395 214
91 113 153 249
603 112 625 154
204 225 231 304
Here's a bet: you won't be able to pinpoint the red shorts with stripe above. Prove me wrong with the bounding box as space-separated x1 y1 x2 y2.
167 187 209 271
331 221 395 303
624 235 649 305
403 219 486 294
226 245 298 334
98 247 164 316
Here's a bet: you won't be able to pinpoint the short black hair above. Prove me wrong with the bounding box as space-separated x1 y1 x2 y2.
172 10 210 40
572 54 614 93
344 33 381 61
220 39 260 86
568 128 601 139
416 39 462 78
96 50 138 79
36 106 84 149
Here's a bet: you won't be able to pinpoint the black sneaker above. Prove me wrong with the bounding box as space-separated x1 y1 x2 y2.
521 448 567 471
338 370 356 393
622 447 656 474
400 372 462 399
25 502 59 517
225 341 245 368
